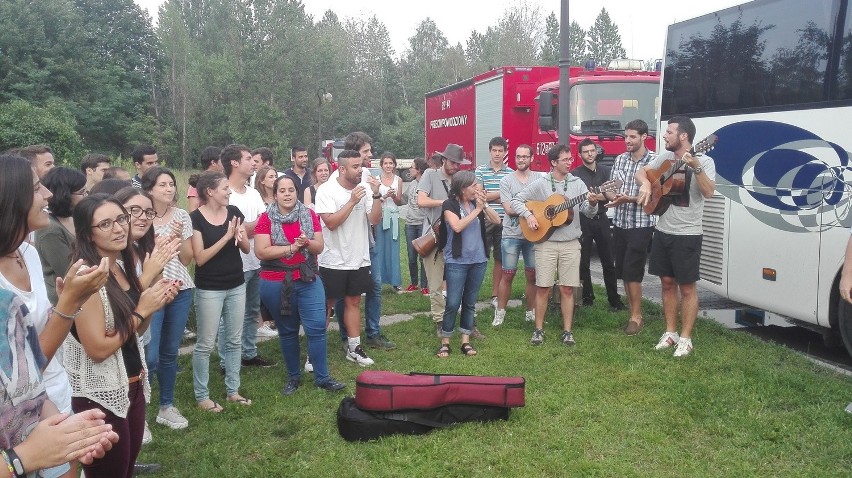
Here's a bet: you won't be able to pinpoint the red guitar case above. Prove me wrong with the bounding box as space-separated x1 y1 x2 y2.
354 371 525 411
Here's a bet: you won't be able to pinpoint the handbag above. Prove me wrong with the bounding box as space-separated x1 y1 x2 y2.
411 219 440 257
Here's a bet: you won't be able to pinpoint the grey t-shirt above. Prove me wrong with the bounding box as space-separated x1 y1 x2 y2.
510 173 595 242
647 151 716 236
416 168 451 229
500 171 543 239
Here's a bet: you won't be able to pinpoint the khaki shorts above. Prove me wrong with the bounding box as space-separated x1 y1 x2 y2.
534 239 581 287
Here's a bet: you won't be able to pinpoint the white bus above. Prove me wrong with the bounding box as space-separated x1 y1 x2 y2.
660 0 852 356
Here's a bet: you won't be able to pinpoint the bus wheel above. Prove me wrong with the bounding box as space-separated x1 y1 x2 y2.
838 297 852 358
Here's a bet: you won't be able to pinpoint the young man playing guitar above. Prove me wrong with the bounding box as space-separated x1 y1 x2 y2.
636 116 716 357
604 119 657 336
511 144 597 346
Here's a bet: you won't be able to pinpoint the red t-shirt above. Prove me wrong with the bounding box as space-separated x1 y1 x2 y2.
255 210 322 281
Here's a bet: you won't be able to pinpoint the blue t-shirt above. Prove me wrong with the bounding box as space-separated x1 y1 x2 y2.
442 200 487 265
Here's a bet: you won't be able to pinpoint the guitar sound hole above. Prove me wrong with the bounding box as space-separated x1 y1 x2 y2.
544 206 555 220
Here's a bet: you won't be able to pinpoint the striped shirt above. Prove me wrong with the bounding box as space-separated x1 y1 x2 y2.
153 208 195 290
475 164 513 217
609 150 657 229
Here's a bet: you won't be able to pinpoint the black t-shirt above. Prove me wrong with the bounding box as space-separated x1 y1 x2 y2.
190 205 246 290
284 168 312 203
572 163 611 216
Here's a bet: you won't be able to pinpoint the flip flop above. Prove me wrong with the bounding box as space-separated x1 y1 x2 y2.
198 400 223 413
227 395 252 406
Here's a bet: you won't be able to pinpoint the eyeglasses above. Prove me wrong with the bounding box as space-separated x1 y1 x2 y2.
72 188 89 196
128 206 156 220
91 214 130 232
516 155 532 159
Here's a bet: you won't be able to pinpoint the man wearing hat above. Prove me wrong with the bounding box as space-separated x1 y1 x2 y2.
417 143 469 336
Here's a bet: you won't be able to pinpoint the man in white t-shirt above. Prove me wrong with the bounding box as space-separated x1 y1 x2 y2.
315 149 382 366
218 144 275 368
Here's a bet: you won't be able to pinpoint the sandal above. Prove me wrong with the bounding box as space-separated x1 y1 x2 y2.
436 343 451 358
198 400 223 413
460 343 477 357
227 395 252 406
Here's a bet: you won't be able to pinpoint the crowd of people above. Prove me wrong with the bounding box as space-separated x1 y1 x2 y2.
0 118 718 476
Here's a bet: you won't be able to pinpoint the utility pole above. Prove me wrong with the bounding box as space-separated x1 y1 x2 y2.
558 0 570 145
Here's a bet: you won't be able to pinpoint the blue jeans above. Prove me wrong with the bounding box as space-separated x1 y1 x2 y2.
501 237 536 271
441 261 487 337
260 278 332 385
218 269 260 364
335 247 382 342
405 223 427 288
193 284 246 401
145 288 192 407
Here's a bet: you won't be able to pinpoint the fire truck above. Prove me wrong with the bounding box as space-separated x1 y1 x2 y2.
424 65 660 171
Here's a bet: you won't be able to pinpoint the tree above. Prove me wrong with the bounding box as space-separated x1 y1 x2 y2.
587 8 626 65
569 20 588 66
540 12 559 65
0 99 85 164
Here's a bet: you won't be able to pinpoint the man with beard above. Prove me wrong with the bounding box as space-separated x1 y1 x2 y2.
636 116 716 357
572 139 624 311
316 150 383 366
283 146 311 202
492 144 541 326
604 119 657 336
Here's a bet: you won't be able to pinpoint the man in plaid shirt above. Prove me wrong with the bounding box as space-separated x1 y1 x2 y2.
604 119 656 336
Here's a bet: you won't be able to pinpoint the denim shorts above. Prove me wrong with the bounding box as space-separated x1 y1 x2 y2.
500 237 535 271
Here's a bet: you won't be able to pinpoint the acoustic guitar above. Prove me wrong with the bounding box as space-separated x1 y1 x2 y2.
643 134 718 216
520 179 622 244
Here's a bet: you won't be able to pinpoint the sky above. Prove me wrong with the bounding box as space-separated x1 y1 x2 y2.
135 0 747 61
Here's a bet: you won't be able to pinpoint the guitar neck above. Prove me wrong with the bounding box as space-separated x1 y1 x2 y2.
552 194 586 214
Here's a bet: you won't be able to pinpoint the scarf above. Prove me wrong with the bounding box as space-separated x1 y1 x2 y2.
264 201 317 316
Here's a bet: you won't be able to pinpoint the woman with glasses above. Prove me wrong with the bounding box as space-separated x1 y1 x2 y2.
189 171 251 412
139 167 196 429
0 155 111 478
35 166 88 305
65 194 177 478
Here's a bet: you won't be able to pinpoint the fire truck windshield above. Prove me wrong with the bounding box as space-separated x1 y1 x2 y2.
569 82 658 136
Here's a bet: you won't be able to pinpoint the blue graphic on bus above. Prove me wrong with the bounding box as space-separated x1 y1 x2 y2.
710 121 852 231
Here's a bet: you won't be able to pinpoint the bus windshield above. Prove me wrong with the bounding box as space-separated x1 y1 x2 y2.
569 82 658 136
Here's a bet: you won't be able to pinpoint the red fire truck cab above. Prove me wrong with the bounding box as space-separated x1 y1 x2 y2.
424 65 659 172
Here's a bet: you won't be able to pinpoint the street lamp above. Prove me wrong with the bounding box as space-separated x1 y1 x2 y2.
316 88 333 157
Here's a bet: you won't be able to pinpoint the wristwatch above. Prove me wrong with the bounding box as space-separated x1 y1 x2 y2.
5 448 25 477
372 193 382 199
693 166 703 174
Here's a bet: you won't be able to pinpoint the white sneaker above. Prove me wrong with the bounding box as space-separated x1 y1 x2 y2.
492 309 506 326
156 406 189 430
525 309 535 322
673 337 693 357
256 323 277 338
346 345 375 367
142 420 152 445
490 296 498 308
654 331 680 350
304 357 313 373
183 328 196 340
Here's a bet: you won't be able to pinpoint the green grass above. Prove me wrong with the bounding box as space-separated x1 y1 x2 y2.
145 169 852 476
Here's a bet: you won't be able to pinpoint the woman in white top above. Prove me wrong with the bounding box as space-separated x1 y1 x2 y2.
374 152 403 291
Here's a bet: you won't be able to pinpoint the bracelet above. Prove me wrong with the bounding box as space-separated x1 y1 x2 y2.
51 306 82 321
2 448 24 477
131 311 146 326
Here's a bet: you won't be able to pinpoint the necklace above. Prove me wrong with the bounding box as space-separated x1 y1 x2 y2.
549 174 568 193
4 251 24 269
154 205 171 219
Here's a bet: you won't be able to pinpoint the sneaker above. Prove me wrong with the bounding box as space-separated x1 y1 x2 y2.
393 286 403 293
624 320 644 336
142 420 152 445
183 327 196 340
673 337 693 357
365 334 396 350
525 309 535 322
256 323 277 338
471 327 486 339
561 330 576 346
421 287 430 296
492 309 506 326
404 284 419 293
346 345 375 367
654 331 680 350
490 296 498 308
609 302 627 312
304 357 313 373
317 378 346 392
530 328 544 346
156 406 189 430
242 355 275 367
281 377 300 396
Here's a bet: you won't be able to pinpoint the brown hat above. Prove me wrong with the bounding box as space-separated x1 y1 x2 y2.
435 144 471 165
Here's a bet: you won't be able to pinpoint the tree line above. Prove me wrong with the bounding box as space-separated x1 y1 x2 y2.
0 0 627 168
